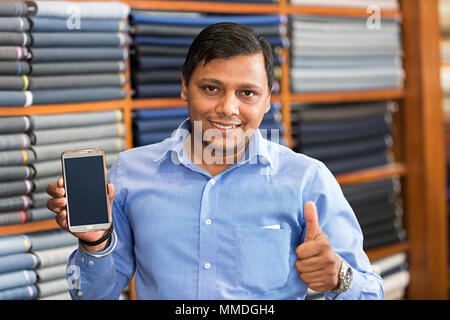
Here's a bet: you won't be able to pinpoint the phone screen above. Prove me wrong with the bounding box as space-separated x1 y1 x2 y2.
64 155 109 227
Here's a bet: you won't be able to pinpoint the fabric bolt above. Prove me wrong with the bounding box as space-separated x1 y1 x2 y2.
0 252 39 274
134 117 189 133
0 285 37 300
291 56 400 69
342 178 397 204
32 123 125 145
0 209 32 226
0 32 31 46
32 152 118 179
35 264 67 282
31 87 127 105
0 133 31 151
134 83 182 98
323 151 389 174
0 179 33 197
133 45 189 57
31 192 51 208
0 75 29 90
27 230 77 252
298 135 392 160
30 17 129 32
31 137 125 162
130 12 287 26
134 107 188 119
0 61 31 75
363 228 405 250
0 2 29 17
355 203 398 228
31 32 131 47
133 70 181 84
0 149 35 166
0 270 36 291
0 17 30 32
30 61 126 76
0 46 29 61
133 35 288 48
37 278 69 298
33 245 78 268
0 233 31 257
0 165 34 182
30 110 123 130
28 73 127 90
39 291 71 300
35 1 130 20
291 101 392 123
0 91 30 107
0 195 32 213
134 130 173 146
34 175 59 193
351 197 399 221
30 207 55 222
30 48 128 62
134 56 185 71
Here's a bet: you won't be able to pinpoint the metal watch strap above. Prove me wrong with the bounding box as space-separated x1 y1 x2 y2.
79 221 114 247
330 258 353 294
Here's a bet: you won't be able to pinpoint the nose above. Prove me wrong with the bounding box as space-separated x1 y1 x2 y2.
215 92 240 117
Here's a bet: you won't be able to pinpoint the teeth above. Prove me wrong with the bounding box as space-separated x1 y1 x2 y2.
212 122 237 129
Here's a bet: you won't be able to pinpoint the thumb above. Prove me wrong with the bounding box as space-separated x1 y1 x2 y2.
303 201 321 242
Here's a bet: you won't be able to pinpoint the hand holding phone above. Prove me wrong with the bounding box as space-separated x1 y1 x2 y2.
46 149 116 251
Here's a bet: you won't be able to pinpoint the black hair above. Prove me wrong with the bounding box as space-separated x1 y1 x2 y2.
181 22 274 90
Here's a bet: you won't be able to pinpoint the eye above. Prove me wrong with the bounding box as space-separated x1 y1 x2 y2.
242 90 256 97
205 86 217 92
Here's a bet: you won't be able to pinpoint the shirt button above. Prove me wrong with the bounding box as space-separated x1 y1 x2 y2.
204 263 211 269
77 291 83 297
210 179 216 185
205 219 212 225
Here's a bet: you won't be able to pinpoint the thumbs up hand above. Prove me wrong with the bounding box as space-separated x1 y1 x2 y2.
295 201 342 292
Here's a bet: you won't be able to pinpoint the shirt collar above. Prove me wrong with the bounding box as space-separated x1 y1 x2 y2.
153 117 274 168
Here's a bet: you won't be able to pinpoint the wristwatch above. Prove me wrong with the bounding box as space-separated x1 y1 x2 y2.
330 258 353 294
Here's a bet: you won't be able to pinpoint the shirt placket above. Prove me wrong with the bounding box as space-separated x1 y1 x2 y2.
197 176 217 299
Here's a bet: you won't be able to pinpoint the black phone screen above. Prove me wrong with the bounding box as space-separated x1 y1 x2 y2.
64 155 109 226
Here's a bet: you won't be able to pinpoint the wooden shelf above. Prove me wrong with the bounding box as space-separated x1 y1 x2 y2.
335 162 407 186
0 219 59 237
125 1 280 14
366 241 410 261
0 99 129 116
290 88 405 104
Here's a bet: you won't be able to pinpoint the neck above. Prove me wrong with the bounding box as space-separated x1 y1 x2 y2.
184 133 247 176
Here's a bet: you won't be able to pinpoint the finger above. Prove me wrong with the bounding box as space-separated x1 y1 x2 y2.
46 197 67 213
57 176 64 187
55 209 69 232
46 182 65 198
298 268 332 284
303 201 321 242
295 240 322 260
308 281 332 293
295 255 328 273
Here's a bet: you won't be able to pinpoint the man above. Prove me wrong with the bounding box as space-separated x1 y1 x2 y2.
46 22 383 299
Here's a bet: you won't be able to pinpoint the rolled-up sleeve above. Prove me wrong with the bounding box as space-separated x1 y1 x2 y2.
302 161 384 300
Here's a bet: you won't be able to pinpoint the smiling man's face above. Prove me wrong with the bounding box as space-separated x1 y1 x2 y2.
181 52 272 159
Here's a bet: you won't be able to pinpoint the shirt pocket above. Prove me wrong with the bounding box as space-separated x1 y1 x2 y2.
235 224 292 295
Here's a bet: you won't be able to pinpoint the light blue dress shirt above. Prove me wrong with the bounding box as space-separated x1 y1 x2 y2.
66 118 383 300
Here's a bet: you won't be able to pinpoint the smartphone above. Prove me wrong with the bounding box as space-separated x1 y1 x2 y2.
61 148 111 233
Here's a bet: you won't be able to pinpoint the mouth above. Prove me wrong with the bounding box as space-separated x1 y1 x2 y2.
208 120 242 133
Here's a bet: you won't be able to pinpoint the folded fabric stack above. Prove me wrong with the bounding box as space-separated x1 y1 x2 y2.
289 12 404 93
342 177 406 251
291 101 395 174
28 110 126 220
0 228 77 300
290 0 398 9
0 1 130 107
0 1 36 107
0 116 37 226
0 110 126 226
306 252 409 300
133 103 285 147
128 9 288 99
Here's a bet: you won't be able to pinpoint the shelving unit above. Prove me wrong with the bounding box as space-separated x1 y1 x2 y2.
0 0 447 300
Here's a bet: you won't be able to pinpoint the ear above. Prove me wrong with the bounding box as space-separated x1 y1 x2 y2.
181 75 188 102
264 102 271 114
